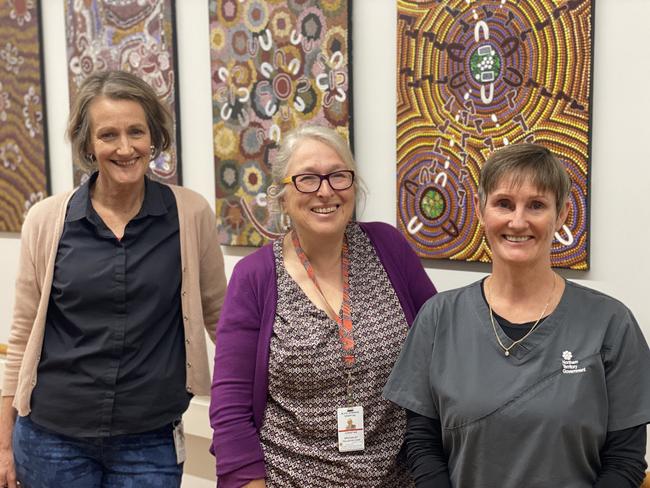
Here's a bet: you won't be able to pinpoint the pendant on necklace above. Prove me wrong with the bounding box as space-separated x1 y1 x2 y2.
504 350 510 357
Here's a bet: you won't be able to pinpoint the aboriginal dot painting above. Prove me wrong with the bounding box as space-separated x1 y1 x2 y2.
210 0 352 247
397 0 592 269
0 0 49 233
65 0 181 186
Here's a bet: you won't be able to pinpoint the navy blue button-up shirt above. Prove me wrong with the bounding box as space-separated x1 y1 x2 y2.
30 173 190 437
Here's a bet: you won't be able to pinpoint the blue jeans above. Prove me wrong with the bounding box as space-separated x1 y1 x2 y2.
13 416 183 488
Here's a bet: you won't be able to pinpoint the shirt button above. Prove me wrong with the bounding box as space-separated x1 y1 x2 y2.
183 315 189 321
186 386 192 392
185 338 190 344
187 362 192 368
31 379 36 386
182 267 187 273
182 291 187 296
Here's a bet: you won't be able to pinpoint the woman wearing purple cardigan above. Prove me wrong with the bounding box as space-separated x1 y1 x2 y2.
210 126 436 487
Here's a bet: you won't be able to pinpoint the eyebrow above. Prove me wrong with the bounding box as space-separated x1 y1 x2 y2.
490 189 551 198
294 166 348 174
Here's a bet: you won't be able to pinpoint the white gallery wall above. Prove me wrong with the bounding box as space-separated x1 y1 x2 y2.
0 0 648 467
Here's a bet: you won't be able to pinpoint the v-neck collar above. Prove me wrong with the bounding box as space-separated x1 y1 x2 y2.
471 278 570 362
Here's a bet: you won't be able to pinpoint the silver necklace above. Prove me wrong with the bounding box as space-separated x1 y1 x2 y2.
487 274 557 357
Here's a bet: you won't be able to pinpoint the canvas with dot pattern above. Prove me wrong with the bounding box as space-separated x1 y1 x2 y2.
0 0 49 233
397 0 592 269
210 0 352 247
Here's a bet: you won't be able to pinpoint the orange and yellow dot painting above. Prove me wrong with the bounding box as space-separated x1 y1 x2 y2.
397 0 592 269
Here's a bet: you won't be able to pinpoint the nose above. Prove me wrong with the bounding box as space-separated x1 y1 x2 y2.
316 177 335 196
509 206 527 229
115 134 132 154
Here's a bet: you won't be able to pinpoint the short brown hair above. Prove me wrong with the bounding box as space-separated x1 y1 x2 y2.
67 70 173 172
478 143 571 214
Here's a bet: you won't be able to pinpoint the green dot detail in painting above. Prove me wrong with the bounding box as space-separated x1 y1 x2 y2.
470 44 501 83
420 188 445 220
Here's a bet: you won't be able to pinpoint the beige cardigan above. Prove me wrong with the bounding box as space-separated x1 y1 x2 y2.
2 185 227 416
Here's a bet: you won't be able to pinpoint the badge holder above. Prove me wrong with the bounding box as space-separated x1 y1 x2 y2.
337 371 364 452
173 419 186 464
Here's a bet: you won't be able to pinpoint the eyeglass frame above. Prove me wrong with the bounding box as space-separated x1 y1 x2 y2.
281 170 355 194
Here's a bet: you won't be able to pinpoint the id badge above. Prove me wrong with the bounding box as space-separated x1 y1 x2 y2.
337 406 364 452
172 420 186 464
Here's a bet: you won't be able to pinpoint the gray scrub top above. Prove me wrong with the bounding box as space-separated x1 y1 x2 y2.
384 279 650 488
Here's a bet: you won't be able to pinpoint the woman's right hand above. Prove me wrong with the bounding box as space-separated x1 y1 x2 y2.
0 396 18 488
242 479 265 488
0 446 17 488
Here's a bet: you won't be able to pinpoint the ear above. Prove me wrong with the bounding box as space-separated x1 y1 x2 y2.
84 139 96 163
556 199 570 231
474 193 484 226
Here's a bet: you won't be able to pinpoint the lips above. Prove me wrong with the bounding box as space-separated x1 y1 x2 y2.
311 205 339 214
504 235 532 242
112 158 139 167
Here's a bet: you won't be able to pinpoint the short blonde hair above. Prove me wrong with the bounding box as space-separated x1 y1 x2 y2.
67 70 173 172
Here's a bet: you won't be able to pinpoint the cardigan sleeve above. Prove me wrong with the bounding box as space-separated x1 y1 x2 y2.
2 207 42 396
197 203 227 344
210 259 266 487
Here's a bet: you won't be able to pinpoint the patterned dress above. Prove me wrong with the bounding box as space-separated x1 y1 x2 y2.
259 223 414 487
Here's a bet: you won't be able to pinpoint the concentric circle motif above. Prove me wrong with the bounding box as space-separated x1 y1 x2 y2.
239 124 266 157
469 45 501 83
218 0 239 26
272 72 293 100
210 0 351 246
299 8 325 43
396 0 593 269
398 149 481 260
420 188 445 220
241 161 266 196
215 160 239 197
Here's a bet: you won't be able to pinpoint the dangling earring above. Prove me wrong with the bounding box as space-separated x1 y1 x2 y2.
150 145 155 159
86 153 96 163
280 213 292 231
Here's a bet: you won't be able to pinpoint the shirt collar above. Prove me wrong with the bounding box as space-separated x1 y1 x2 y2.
137 176 168 218
65 172 168 223
65 172 95 222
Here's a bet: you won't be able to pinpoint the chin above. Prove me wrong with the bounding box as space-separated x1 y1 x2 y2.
300 221 347 238
112 164 147 178
497 252 545 267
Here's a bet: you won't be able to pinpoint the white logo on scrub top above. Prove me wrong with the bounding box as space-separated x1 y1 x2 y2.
562 351 586 374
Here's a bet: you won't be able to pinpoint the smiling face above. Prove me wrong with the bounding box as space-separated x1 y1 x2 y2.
88 96 151 190
476 175 569 270
281 137 355 241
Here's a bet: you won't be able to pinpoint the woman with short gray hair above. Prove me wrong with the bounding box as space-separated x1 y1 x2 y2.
385 143 650 487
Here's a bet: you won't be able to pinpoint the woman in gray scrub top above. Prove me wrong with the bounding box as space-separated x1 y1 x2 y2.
384 143 650 488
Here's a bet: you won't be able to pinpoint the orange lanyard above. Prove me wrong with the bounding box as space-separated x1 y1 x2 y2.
292 231 355 367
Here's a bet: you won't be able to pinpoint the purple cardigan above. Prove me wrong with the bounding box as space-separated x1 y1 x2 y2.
210 222 436 487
